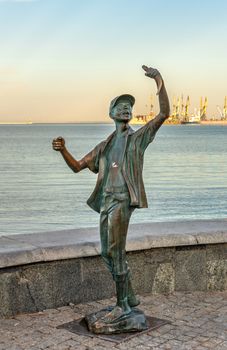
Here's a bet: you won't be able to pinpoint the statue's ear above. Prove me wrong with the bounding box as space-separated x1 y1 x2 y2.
109 108 115 119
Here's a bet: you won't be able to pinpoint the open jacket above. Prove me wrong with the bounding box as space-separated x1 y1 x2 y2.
82 115 166 213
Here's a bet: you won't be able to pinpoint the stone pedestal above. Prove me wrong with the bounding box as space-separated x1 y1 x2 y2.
85 306 147 334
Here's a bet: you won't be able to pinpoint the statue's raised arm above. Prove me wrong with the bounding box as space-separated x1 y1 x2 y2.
142 65 170 131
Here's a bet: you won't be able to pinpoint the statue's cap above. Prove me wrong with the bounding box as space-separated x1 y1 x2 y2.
109 94 135 114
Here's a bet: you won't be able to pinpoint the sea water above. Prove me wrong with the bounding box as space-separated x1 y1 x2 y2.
0 124 226 235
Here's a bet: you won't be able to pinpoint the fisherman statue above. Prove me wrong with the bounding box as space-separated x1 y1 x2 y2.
52 65 170 334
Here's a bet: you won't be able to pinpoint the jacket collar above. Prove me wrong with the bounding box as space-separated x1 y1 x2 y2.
107 124 134 140
101 124 134 154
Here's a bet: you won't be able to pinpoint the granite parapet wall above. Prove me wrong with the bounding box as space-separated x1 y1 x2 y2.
0 220 227 317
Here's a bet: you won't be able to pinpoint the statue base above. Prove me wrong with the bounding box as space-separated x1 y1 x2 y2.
85 306 147 334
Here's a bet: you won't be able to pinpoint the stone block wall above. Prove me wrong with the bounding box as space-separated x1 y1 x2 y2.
0 243 226 318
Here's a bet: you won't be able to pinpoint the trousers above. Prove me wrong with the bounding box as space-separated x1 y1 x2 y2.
99 189 134 279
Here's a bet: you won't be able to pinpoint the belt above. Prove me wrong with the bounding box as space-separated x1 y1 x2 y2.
104 185 128 193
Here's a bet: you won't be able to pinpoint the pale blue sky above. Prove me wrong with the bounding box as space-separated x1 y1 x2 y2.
0 0 226 122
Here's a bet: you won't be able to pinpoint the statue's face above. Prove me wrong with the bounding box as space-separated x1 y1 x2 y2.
111 100 132 122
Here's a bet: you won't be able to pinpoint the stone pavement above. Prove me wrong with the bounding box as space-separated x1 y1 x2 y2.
0 291 226 350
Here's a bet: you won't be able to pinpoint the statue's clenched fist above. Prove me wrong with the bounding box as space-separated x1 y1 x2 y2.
142 65 160 78
142 65 163 95
52 137 65 151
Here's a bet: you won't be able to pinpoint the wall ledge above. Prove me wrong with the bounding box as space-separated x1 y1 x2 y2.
1 219 227 269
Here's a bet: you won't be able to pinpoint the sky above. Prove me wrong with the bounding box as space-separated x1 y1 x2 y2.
0 0 227 123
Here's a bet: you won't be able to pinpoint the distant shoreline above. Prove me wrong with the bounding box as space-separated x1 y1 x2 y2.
0 120 227 126
0 122 112 125
200 120 227 125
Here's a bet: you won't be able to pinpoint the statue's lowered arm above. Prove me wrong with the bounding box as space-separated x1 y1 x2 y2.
52 137 87 173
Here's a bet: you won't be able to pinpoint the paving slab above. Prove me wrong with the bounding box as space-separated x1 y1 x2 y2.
0 291 226 350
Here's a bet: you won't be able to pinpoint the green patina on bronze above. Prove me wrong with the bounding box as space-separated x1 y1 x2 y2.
52 65 170 334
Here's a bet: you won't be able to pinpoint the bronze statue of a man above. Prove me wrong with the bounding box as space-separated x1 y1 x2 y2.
52 66 170 333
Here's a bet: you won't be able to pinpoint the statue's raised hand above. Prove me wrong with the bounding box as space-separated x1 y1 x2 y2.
52 136 65 152
142 65 163 95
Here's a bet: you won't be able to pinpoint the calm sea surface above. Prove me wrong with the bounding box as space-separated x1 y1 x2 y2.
0 123 227 236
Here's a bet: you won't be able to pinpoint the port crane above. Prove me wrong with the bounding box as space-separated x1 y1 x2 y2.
216 97 227 120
